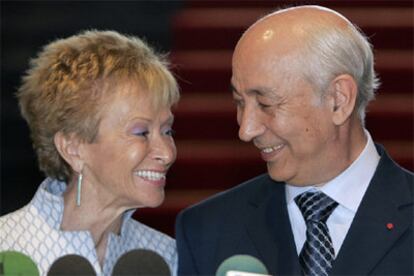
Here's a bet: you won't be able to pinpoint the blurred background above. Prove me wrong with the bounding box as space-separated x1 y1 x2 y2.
1 0 413 237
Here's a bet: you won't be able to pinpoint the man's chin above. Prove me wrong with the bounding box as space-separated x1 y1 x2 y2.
267 169 289 183
267 162 290 183
267 165 306 186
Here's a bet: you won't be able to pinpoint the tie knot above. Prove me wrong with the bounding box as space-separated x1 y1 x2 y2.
295 191 338 223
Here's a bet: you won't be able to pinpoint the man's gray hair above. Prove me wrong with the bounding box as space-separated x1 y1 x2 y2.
300 21 380 124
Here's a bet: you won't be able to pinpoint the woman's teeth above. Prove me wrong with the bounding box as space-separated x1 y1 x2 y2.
135 170 166 181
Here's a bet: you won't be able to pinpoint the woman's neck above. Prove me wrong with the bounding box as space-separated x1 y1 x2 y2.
60 180 126 266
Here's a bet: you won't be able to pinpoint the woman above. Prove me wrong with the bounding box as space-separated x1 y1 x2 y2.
0 30 179 275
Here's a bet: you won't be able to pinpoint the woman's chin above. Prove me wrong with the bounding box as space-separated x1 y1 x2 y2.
137 192 165 209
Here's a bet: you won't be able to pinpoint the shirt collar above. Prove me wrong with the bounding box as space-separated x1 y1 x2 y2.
31 178 136 233
31 178 66 229
286 130 380 213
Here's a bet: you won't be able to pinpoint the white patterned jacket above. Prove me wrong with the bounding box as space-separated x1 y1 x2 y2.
0 178 177 275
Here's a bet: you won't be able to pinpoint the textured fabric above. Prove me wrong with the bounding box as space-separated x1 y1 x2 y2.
295 191 338 276
0 178 177 276
286 130 380 255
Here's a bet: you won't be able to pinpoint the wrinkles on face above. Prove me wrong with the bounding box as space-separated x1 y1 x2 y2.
230 6 362 185
79 80 176 210
232 34 336 185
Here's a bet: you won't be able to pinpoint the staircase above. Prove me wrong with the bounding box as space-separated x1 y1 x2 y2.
135 0 413 236
1 1 412 238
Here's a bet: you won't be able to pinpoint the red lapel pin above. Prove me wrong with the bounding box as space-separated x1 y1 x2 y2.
386 223 394 230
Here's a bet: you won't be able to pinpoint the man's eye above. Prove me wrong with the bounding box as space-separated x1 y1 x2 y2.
258 102 272 109
233 99 244 107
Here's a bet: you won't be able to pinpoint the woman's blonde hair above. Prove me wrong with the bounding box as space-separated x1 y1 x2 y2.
17 30 179 182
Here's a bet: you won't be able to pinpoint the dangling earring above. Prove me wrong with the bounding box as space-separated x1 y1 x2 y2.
76 171 83 207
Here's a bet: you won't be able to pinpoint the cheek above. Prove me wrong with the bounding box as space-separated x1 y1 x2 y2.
126 145 148 164
267 111 288 133
86 144 118 171
104 140 149 168
236 108 242 125
270 108 320 142
299 112 333 147
169 140 178 163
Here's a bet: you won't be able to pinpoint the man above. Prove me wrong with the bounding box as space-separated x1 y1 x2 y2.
175 5 413 276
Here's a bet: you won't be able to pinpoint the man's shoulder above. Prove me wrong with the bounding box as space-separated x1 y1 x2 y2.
372 144 413 204
178 173 280 220
375 143 413 184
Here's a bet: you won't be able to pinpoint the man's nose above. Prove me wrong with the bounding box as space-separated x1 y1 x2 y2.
238 107 266 142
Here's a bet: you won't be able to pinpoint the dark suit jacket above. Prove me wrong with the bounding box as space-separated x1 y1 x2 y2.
175 145 413 275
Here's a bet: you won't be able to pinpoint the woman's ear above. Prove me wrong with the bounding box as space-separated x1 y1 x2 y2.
329 74 358 125
54 132 83 173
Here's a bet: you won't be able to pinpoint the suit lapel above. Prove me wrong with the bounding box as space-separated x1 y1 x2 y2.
331 148 413 275
244 180 301 275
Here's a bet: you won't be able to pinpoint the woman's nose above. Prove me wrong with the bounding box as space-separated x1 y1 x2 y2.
151 137 176 166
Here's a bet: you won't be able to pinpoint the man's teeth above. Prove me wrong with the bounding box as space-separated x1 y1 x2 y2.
262 145 283 153
135 171 166 181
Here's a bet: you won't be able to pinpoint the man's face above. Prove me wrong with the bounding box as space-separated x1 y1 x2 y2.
231 48 338 186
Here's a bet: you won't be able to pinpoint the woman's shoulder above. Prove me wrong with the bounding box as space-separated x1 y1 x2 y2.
122 217 177 273
123 217 176 255
0 204 40 249
1 205 30 230
125 218 175 245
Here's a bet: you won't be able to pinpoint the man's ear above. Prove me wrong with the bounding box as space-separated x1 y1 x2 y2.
328 74 358 125
54 131 84 173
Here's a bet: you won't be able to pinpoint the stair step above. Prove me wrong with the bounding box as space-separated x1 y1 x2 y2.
3 138 412 190
133 188 221 236
137 136 413 236
168 139 413 190
175 92 413 115
173 7 414 50
167 139 265 190
173 93 413 141
171 50 413 94
183 1 412 9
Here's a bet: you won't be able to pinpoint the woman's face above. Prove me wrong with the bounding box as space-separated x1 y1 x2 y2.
80 82 176 209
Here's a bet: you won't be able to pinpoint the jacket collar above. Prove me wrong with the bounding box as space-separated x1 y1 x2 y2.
331 144 413 274
244 175 302 275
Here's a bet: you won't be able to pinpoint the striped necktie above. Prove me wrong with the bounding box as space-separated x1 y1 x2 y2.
295 191 338 276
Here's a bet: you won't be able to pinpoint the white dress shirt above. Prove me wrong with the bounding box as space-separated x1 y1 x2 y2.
286 130 380 257
0 178 177 276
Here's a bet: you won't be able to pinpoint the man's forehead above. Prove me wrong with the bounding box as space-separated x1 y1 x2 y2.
251 5 350 30
236 5 351 52
233 24 303 66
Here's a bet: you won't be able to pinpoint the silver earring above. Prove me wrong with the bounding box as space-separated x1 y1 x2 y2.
76 172 83 206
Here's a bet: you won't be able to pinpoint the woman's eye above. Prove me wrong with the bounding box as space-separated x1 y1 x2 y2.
164 128 176 137
133 130 149 137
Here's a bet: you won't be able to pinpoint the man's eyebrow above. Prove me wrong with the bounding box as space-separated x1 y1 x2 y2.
250 89 266 96
252 87 284 100
230 83 265 95
230 84 280 99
